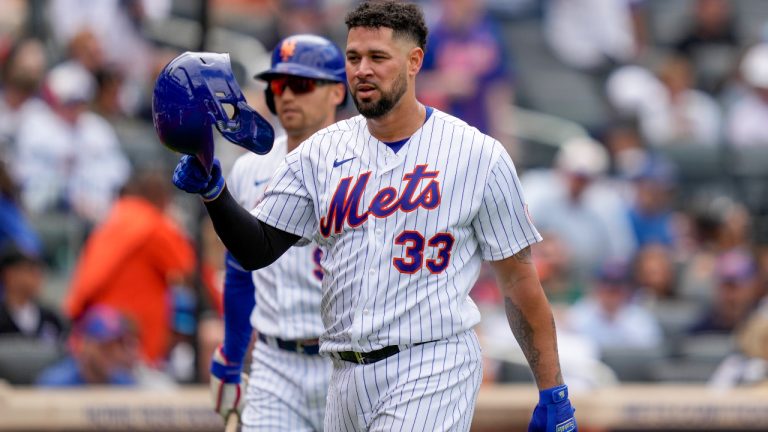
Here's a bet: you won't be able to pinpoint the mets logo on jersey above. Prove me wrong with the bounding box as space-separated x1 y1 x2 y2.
319 165 441 237
280 38 298 61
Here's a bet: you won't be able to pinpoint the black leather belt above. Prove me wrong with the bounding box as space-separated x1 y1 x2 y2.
258 333 321 355
334 341 432 365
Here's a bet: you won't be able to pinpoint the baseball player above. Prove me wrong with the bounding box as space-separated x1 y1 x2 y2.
169 1 577 431
208 35 347 431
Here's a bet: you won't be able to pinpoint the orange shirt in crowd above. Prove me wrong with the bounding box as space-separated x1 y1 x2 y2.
65 196 195 365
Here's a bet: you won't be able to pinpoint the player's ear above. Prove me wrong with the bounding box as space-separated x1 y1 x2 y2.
408 47 423 76
330 83 346 106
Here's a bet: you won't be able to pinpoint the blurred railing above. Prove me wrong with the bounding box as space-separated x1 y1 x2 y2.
1 383 766 431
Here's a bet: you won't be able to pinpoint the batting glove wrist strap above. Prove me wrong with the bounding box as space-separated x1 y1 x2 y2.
200 171 225 202
528 384 577 432
210 347 242 383
539 384 569 404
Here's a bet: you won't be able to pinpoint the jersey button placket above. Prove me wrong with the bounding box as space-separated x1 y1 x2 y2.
378 148 401 175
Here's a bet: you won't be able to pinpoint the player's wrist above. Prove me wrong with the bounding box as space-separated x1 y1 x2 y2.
211 362 242 383
211 346 243 383
201 174 225 202
538 384 569 405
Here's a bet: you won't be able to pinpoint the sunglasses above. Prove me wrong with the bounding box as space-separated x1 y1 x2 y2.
270 76 329 96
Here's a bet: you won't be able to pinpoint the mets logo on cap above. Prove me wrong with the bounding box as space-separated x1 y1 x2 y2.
280 38 298 61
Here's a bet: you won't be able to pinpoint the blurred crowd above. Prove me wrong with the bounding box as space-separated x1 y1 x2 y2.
0 0 766 392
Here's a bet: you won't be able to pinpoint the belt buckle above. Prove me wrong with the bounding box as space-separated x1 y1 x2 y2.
295 340 304 353
353 351 365 364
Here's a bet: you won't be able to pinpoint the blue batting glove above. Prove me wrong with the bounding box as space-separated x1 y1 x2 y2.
209 346 245 419
528 384 577 432
172 155 225 201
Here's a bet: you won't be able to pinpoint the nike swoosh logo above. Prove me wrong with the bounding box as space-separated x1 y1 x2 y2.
253 178 270 186
333 157 356 168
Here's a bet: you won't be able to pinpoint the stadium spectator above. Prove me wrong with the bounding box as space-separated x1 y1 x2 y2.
93 66 127 121
567 261 664 353
709 298 768 388
276 0 332 43
0 160 41 257
0 244 64 344
675 0 737 57
0 1 26 37
673 0 738 93
678 195 753 304
544 0 647 72
418 0 515 150
602 121 648 179
688 249 761 334
640 55 722 147
65 29 106 76
523 137 636 282
64 170 195 367
626 154 679 247
727 43 768 147
533 233 584 305
605 65 666 123
48 0 171 107
12 62 130 224
0 37 48 155
36 305 155 387
633 243 678 303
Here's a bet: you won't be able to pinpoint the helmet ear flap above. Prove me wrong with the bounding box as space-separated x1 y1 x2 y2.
152 51 274 158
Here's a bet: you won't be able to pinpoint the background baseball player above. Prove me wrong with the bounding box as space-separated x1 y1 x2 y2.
208 34 347 431
167 1 577 431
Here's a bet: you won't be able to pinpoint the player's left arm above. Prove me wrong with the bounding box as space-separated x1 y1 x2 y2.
473 146 576 432
490 250 576 432
489 250 562 389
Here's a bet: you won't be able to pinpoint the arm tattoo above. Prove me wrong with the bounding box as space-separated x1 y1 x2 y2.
505 298 564 386
505 297 541 382
512 246 532 264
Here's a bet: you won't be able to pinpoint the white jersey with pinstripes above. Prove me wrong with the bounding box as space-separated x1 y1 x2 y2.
253 108 542 354
228 136 325 340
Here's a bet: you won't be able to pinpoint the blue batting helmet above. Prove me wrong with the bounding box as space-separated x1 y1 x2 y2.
255 34 347 114
152 52 274 172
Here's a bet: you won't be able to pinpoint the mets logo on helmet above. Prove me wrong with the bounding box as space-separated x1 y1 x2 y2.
280 38 298 61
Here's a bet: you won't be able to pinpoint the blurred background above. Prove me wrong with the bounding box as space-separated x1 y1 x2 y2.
0 0 767 431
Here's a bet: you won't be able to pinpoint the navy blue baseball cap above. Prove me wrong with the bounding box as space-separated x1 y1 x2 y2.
256 34 346 84
78 306 131 342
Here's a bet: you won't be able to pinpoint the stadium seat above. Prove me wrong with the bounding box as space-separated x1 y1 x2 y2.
733 0 768 43
0 337 64 385
652 300 705 352
679 333 736 364
645 0 696 46
600 346 668 383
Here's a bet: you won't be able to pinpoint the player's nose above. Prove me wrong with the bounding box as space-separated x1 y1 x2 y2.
279 86 297 100
354 57 375 78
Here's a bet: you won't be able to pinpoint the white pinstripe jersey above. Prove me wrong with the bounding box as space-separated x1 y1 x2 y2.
253 108 542 353
228 136 325 340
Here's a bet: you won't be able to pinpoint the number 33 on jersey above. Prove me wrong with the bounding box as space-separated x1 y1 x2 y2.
319 164 452 274
253 110 541 352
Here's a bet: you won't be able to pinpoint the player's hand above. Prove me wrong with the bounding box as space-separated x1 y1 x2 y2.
172 155 225 201
528 384 577 432
209 346 246 420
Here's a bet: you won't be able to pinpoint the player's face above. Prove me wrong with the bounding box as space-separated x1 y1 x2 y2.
271 75 344 138
346 27 421 119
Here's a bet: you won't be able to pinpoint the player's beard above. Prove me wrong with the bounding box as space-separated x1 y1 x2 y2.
353 69 407 119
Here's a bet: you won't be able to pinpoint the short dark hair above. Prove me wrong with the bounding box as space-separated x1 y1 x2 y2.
345 1 428 51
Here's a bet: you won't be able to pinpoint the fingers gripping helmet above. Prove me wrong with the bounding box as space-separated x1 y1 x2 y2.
256 34 347 115
152 52 274 172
